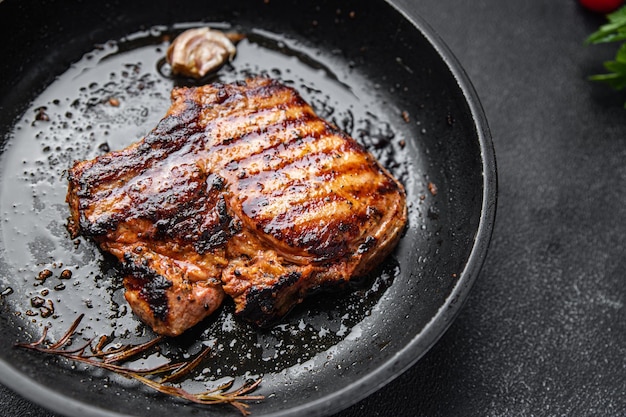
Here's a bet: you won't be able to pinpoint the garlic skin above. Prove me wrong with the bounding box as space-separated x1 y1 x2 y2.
166 28 238 79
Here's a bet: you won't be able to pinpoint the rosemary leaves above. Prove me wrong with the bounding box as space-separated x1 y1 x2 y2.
15 314 264 415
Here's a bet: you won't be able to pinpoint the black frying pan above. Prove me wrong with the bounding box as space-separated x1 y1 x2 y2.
0 1 496 416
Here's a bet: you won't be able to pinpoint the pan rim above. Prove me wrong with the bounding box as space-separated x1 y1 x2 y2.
267 2 497 416
0 1 497 416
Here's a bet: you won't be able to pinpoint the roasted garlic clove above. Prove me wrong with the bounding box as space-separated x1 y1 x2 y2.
166 28 240 79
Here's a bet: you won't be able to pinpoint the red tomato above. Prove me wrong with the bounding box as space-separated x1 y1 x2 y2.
579 0 624 13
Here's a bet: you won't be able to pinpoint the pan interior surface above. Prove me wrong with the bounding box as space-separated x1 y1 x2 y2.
0 1 494 416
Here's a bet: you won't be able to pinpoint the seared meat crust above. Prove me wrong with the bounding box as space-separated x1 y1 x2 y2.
67 77 407 336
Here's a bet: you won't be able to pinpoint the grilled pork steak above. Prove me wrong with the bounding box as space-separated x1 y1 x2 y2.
67 77 407 336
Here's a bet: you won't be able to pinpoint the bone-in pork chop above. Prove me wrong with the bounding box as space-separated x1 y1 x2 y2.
67 77 407 336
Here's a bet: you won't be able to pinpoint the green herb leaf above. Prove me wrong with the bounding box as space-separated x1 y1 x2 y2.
586 7 626 44
586 6 626 107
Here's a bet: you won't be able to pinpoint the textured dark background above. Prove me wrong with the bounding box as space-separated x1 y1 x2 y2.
2 0 626 416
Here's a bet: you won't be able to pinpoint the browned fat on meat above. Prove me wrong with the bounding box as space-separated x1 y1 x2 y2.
66 77 407 336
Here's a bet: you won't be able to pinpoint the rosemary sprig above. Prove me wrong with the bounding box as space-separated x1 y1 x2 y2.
15 314 264 416
585 6 626 107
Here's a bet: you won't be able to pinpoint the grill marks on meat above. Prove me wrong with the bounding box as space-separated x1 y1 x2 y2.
67 77 407 336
